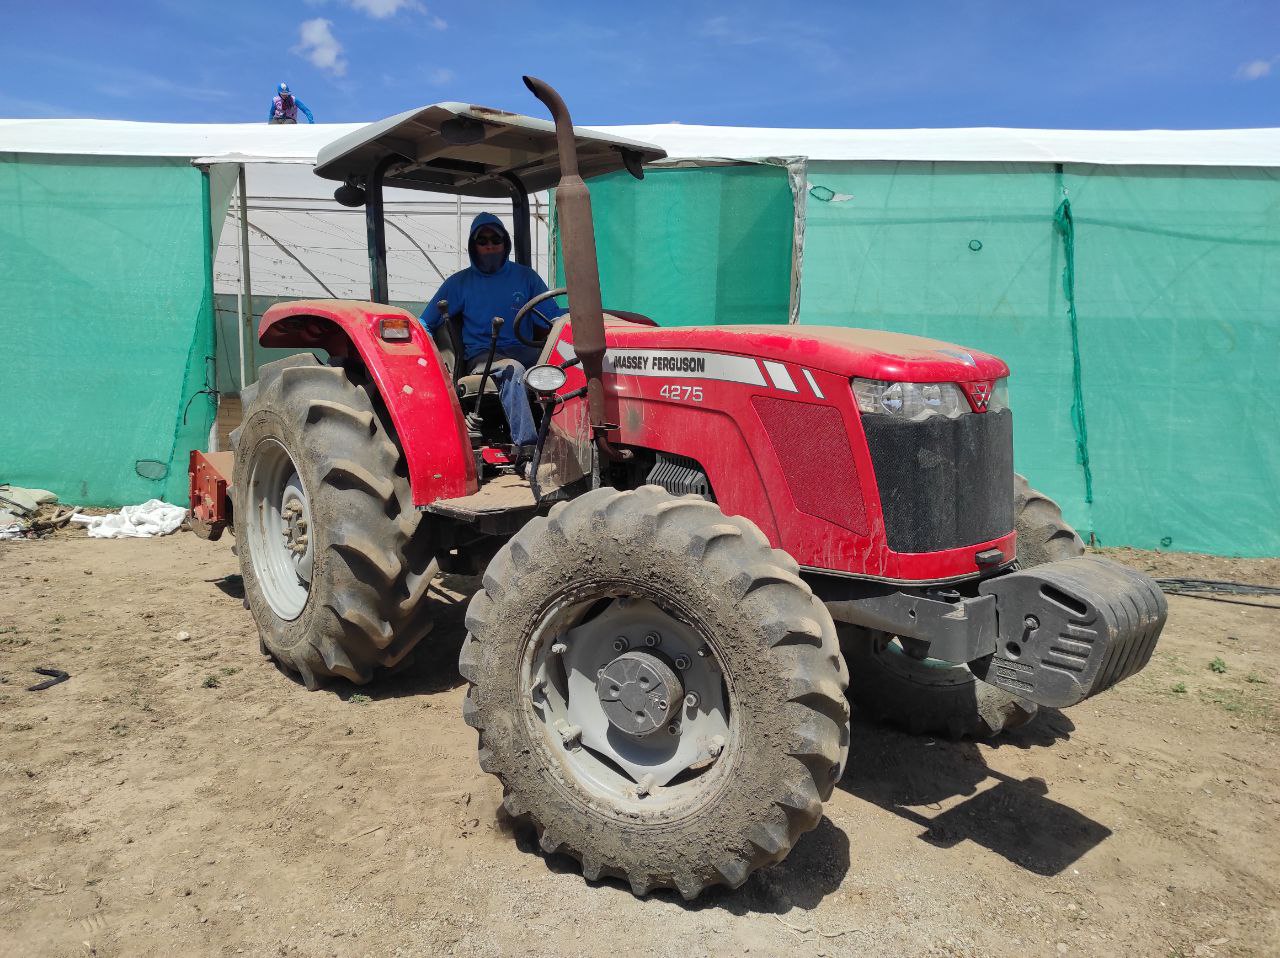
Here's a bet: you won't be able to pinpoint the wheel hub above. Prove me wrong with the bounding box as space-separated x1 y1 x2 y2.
280 489 309 556
597 651 682 737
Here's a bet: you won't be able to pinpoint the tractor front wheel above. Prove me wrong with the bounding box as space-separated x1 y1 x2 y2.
460 485 849 898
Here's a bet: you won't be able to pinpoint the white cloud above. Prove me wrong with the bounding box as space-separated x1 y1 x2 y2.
345 0 421 17
429 67 454 84
295 18 347 77
305 0 442 24
1236 56 1278 80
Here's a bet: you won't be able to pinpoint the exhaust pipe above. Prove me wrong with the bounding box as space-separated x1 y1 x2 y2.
522 76 628 459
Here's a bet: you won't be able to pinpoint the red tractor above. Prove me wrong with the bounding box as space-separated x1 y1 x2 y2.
193 78 1167 899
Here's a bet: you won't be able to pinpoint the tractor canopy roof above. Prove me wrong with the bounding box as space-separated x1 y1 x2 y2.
314 102 667 198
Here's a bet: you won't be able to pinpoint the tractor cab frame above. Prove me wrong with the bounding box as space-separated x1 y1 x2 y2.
191 81 668 541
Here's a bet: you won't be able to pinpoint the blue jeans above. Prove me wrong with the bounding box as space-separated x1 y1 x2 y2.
467 346 541 446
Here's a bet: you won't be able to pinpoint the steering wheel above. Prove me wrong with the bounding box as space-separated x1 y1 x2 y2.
513 287 567 348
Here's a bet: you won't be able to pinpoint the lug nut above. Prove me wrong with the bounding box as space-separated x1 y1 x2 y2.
557 722 582 747
707 734 726 758
674 654 691 670
667 722 680 736
613 637 629 652
550 642 567 656
684 692 699 709
1024 615 1040 631
635 773 655 798
644 632 661 647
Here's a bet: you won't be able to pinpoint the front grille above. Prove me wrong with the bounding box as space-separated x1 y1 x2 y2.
862 409 1013 553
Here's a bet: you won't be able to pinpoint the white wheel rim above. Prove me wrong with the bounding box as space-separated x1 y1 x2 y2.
522 592 733 814
246 438 313 621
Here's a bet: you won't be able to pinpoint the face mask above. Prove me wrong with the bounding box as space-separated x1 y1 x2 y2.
476 250 506 273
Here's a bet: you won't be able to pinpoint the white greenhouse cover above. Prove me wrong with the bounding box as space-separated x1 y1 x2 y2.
0 119 364 164
596 124 1280 168
2 117 1279 168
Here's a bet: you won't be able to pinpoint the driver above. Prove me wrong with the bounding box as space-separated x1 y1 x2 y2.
420 212 563 450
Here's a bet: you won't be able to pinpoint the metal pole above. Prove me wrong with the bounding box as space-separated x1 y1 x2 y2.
456 194 463 271
237 164 256 388
365 155 395 304
501 173 531 267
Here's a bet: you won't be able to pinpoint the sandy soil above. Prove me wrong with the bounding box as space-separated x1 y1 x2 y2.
1 532 1277 958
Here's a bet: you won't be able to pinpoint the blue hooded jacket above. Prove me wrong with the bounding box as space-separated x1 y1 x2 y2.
420 212 563 361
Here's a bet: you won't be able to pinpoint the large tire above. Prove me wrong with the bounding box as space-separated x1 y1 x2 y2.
1014 473 1087 566
460 485 850 899
230 354 436 689
843 474 1085 738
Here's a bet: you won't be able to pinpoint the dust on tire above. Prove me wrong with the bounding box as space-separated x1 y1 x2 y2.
459 485 850 898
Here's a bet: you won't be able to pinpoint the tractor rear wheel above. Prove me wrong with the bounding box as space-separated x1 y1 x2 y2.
842 474 1085 738
460 485 849 899
231 354 437 689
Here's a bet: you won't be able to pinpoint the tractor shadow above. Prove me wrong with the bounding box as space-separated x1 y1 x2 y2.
838 709 1111 876
349 574 479 699
227 573 479 700
208 573 244 600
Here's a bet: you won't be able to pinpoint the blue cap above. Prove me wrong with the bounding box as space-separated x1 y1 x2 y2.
277 82 290 95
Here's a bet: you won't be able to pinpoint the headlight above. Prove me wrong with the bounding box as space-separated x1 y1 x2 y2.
853 377 1008 420
525 363 568 394
987 378 1009 413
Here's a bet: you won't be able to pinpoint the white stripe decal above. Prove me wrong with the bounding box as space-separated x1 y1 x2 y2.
801 367 824 399
762 360 798 392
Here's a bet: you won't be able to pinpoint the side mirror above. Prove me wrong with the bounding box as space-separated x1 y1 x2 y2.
334 182 366 207
619 148 645 181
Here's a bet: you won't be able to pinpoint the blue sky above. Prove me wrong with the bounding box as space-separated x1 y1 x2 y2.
2 0 1277 129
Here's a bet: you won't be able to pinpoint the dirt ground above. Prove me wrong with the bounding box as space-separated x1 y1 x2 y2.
1 531 1277 958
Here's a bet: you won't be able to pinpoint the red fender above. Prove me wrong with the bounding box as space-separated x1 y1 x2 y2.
258 300 477 505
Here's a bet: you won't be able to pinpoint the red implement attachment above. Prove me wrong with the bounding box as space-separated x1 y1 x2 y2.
189 450 234 541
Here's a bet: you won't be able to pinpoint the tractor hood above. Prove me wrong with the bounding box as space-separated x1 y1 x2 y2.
601 322 1010 383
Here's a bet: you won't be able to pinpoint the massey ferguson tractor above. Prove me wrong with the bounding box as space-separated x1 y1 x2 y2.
190 77 1167 899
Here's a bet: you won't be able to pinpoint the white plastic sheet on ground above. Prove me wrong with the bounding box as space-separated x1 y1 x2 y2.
70 500 187 539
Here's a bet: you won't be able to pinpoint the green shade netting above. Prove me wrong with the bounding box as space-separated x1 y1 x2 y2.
798 160 1280 556
1063 165 1280 555
798 161 1089 529
556 164 794 326
0 154 229 506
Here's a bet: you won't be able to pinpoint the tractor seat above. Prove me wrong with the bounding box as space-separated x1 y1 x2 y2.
456 358 522 398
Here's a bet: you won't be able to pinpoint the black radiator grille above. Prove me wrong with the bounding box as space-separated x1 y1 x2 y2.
862 409 1014 554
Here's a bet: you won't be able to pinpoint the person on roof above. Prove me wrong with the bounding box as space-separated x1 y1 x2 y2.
268 83 314 124
421 212 564 450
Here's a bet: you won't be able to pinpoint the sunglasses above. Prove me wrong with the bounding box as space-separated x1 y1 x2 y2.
474 232 505 246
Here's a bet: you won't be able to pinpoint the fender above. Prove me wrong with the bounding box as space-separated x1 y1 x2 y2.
258 300 477 505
